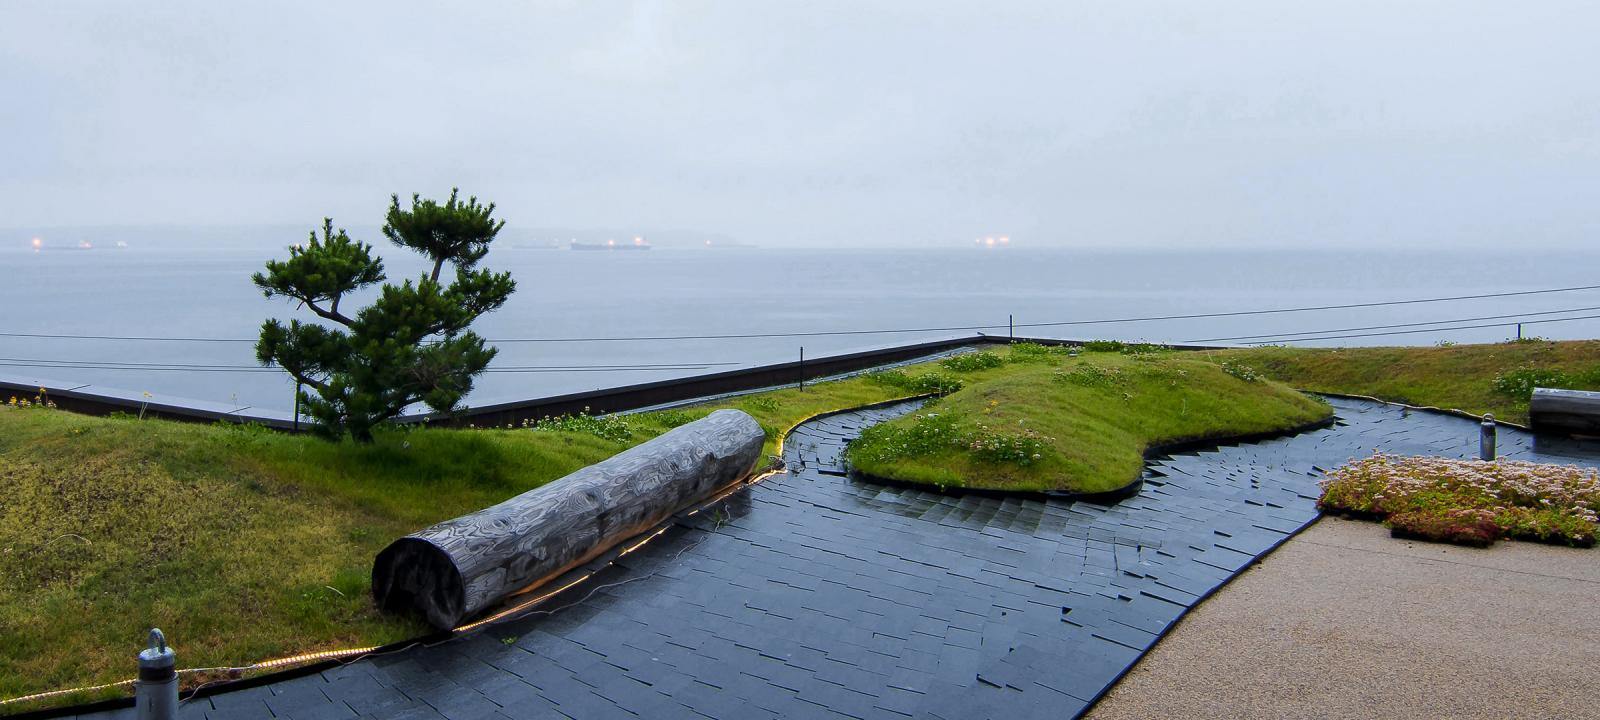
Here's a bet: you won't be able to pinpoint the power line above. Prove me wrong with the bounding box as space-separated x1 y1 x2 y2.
489 283 1600 341
1185 305 1600 343
0 363 277 374
0 358 263 369
0 332 256 343
1014 284 1600 330
485 366 719 373
487 323 1006 343
492 362 740 370
0 357 738 374
7 310 1599 375
0 362 728 374
1238 312 1600 345
3 283 1599 344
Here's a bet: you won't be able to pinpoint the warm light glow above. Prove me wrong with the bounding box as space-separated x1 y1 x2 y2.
456 573 596 632
984 237 995 246
633 236 644 245
251 646 379 671
998 236 1009 245
607 239 616 246
618 527 668 556
30 237 41 250
0 679 136 707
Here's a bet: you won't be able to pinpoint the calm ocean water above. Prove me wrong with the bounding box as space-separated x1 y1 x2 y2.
5 229 1599 413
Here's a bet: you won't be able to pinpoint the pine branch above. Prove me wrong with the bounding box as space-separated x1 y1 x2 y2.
304 299 355 327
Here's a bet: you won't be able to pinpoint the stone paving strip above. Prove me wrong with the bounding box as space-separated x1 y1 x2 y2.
62 397 1599 720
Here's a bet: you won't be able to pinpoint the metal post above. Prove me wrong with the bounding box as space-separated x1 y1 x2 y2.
798 347 805 391
293 381 302 432
1480 414 1497 461
136 628 177 720
1517 323 1523 341
1008 314 1014 343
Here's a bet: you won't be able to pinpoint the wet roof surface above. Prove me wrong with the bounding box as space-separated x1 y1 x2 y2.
69 397 1600 720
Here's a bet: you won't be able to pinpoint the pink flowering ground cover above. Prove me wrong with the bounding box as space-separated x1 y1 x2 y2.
1319 453 1600 548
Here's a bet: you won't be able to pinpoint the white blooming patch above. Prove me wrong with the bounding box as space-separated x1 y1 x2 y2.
1320 453 1600 546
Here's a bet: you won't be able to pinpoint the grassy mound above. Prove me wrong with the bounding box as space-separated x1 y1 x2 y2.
1202 339 1600 425
845 349 1330 493
1320 453 1599 547
0 375 923 709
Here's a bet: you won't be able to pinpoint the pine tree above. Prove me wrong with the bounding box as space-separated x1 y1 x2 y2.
253 190 516 441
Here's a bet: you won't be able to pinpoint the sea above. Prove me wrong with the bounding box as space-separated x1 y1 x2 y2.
5 227 1598 414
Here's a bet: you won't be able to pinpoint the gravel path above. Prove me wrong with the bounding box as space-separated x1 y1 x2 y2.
1086 516 1600 720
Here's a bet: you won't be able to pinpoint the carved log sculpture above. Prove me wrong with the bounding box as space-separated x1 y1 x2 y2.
372 409 765 629
1529 387 1600 437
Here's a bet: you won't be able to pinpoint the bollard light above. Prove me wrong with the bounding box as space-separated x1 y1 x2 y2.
136 628 177 720
1479 413 1497 461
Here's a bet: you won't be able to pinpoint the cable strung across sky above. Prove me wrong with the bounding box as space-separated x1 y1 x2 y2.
1185 305 1600 343
0 358 739 375
2 284 1599 345
1236 312 1600 345
1235 312 1600 345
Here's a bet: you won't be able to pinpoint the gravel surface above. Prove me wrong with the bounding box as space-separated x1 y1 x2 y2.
1086 516 1600 720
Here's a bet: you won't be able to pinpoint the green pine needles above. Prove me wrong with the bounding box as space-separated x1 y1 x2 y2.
253 190 516 442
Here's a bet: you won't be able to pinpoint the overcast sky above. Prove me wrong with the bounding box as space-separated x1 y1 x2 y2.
4 1 1598 247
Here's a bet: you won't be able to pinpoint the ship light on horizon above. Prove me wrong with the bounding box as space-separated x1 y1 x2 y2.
984 237 995 247
999 236 1010 245
607 239 616 247
31 237 42 250
633 236 644 246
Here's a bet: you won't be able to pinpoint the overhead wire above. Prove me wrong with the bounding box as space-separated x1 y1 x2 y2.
1185 305 1600 343
0 357 740 374
1 283 1597 344
6 308 1600 374
1235 312 1600 345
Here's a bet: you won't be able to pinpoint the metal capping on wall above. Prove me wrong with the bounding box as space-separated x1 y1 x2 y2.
0 335 1229 431
0 380 292 427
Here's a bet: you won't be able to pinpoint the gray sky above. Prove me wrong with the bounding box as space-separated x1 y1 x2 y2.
4 1 1598 247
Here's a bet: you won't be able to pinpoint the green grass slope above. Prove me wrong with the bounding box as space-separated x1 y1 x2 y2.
0 374 924 710
1202 339 1600 425
846 350 1330 493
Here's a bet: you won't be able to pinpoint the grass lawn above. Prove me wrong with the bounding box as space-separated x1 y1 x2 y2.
1199 339 1600 425
0 374 922 710
845 347 1330 493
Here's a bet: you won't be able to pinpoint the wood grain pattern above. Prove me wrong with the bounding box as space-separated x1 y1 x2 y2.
1529 387 1600 437
372 409 765 628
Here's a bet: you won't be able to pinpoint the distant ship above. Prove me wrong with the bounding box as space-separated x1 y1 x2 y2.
571 237 650 251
